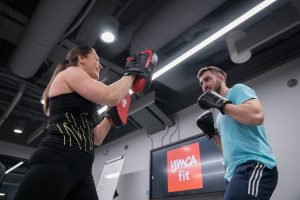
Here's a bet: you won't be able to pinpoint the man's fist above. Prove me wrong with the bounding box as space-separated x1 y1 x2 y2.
196 111 218 139
198 91 231 114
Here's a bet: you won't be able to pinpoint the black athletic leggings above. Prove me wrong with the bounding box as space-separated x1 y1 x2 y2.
14 143 98 200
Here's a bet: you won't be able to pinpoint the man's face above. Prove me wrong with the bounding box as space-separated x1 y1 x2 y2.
199 71 222 93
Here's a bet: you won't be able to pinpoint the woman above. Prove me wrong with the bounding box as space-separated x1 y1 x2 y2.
14 46 136 200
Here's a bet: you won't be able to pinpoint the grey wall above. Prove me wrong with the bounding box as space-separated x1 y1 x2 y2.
245 57 300 200
93 56 300 200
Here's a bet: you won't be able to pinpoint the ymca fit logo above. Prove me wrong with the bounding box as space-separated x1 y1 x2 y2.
55 112 94 151
167 142 203 192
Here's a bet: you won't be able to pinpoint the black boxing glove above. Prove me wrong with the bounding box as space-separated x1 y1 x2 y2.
198 91 231 114
196 111 219 139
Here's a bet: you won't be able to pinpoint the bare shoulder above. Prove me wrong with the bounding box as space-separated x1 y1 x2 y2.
50 66 111 104
49 67 84 97
63 66 90 81
63 66 85 75
62 67 103 99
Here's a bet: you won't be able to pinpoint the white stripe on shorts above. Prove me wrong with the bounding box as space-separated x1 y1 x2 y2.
255 165 265 197
248 162 265 196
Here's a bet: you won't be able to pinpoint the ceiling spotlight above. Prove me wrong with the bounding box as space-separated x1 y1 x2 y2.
101 32 115 43
0 193 6 200
13 120 25 134
99 17 119 43
13 129 23 134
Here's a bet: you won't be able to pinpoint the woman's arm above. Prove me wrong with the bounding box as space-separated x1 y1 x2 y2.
63 67 134 106
93 118 112 146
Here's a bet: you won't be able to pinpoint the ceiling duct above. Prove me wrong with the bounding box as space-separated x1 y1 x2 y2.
0 84 26 127
9 0 88 78
0 15 24 45
235 3 300 54
0 2 28 25
2 173 24 186
129 0 225 54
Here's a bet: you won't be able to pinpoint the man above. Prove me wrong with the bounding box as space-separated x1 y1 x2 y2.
196 66 278 200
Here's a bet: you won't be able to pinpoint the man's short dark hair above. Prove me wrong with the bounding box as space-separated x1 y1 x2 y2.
197 66 227 81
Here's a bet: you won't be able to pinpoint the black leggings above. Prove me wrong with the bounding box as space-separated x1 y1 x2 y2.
14 143 98 200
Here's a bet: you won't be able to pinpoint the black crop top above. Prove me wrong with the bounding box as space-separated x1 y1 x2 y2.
41 93 100 155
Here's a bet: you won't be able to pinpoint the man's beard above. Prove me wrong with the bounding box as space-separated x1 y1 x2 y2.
214 80 222 94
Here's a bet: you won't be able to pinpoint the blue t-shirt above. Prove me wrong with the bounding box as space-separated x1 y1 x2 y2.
216 83 276 181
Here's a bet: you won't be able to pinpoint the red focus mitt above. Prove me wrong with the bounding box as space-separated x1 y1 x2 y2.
124 49 158 94
104 93 131 128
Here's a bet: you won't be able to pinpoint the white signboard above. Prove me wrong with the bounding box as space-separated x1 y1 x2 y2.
97 156 125 200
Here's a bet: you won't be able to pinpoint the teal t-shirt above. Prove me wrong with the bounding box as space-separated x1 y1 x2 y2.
216 83 276 181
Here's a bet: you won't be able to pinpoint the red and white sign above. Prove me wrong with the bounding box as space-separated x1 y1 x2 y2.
167 142 203 192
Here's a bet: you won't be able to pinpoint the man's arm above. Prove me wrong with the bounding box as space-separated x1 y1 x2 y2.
223 98 264 125
211 134 222 153
198 91 264 126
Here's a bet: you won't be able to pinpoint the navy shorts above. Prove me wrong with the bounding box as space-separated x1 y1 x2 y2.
224 161 278 200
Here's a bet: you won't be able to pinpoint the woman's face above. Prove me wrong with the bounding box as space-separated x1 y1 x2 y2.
84 50 103 80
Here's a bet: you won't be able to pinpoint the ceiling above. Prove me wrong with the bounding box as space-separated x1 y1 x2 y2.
0 0 300 159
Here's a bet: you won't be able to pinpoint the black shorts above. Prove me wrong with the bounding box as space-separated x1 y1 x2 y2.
224 160 278 200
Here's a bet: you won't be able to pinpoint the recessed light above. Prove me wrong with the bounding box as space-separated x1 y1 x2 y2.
14 129 23 134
